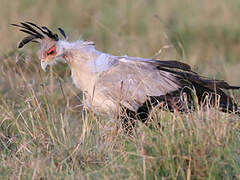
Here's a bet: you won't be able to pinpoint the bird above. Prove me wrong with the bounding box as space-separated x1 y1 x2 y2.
12 22 240 131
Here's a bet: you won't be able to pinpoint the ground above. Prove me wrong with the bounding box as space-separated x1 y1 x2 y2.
1 0 240 179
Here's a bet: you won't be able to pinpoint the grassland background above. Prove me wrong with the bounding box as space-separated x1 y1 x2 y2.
1 0 240 179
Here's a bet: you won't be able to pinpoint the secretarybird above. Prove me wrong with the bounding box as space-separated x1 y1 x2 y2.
12 22 240 130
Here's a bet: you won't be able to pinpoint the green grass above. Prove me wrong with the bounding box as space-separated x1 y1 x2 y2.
1 0 240 179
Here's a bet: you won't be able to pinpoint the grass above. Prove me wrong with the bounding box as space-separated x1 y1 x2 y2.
1 0 240 179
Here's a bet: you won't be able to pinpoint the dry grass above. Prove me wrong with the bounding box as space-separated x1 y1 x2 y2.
1 0 240 179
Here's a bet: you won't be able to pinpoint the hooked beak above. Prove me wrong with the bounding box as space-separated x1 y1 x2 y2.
41 60 49 71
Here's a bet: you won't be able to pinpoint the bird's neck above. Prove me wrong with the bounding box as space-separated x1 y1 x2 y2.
57 40 104 92
57 40 101 64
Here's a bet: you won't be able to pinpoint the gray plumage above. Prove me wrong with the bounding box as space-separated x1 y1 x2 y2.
12 22 240 123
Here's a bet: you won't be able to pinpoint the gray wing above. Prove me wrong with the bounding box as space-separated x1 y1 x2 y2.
92 55 239 113
94 56 185 111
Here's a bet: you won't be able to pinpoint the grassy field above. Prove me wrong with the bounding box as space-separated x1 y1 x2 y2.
1 0 240 179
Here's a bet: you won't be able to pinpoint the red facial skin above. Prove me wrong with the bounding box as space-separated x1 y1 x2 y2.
44 45 57 58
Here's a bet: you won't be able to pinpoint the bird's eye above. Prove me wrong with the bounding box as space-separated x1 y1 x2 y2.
46 46 56 56
47 50 55 55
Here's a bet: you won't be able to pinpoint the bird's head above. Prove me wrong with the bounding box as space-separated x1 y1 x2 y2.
12 22 67 71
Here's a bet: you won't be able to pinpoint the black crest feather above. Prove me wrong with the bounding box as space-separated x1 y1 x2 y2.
58 28 67 39
18 36 37 48
11 22 60 48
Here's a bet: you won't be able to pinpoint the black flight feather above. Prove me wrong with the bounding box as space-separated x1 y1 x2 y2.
153 60 193 72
